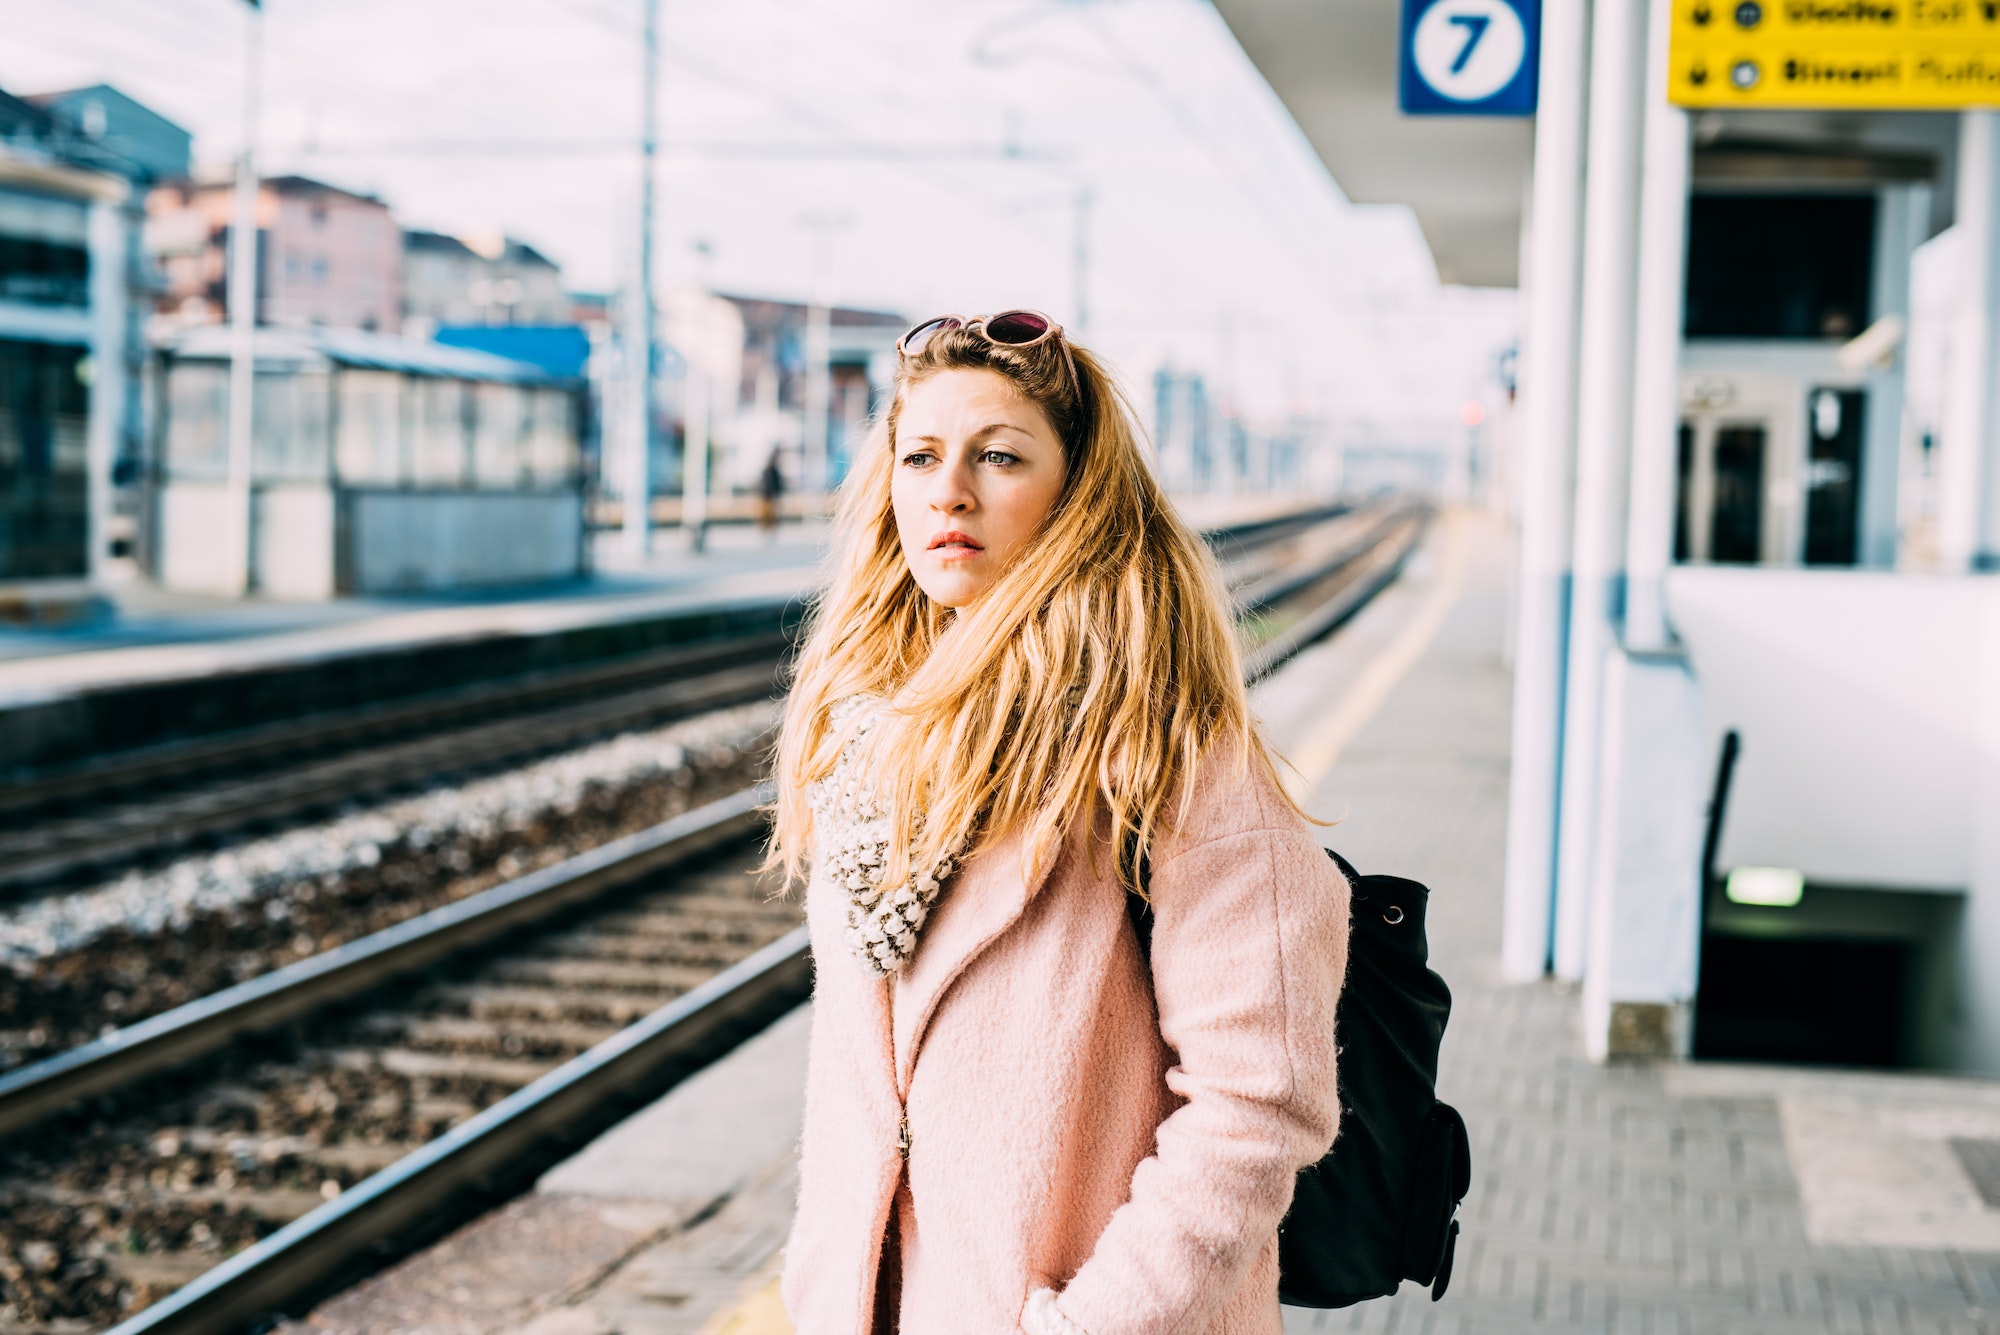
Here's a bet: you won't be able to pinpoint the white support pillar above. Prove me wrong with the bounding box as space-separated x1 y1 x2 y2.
1961 595 2000 1072
84 197 127 585
1621 0 1690 655
1860 185 1924 569
1940 110 2000 572
1552 0 1648 980
1499 0 1592 982
1581 0 1708 1059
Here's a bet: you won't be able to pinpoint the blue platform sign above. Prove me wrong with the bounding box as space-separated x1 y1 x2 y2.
1399 0 1540 116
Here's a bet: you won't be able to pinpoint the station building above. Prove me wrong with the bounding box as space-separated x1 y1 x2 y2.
1217 0 2000 1071
0 84 184 594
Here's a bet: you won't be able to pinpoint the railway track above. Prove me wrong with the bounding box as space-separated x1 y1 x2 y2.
0 505 1356 902
0 501 1427 1335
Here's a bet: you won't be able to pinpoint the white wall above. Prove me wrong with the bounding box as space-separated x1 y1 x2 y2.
1666 566 1988 891
158 482 245 595
1582 649 1706 1059
253 485 336 600
344 490 584 593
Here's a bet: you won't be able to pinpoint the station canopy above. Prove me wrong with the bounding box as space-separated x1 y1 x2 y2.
165 324 566 386
1212 0 1533 287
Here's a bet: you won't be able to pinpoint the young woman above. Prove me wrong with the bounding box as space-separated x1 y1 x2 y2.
773 311 1351 1335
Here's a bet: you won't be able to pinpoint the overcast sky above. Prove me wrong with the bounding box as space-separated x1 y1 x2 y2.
0 0 1516 426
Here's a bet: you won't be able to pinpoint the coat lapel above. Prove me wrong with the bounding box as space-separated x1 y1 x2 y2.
890 825 1056 1095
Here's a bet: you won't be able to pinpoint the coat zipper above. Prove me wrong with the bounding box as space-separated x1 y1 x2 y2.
896 1109 911 1161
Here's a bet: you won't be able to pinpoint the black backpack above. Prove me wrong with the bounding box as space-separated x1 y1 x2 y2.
1130 847 1470 1307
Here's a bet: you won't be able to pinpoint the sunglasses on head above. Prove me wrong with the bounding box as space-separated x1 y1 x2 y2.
897 309 1081 399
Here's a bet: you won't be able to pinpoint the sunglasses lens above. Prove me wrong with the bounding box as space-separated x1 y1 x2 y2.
901 317 956 356
984 311 1052 345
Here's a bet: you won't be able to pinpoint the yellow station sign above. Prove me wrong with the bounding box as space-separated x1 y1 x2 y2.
1669 0 2000 108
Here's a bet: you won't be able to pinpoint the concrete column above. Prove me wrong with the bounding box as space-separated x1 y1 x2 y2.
1581 648 1705 1058
1621 0 1690 654
1940 110 2000 572
84 197 127 585
1582 0 1708 1061
1958 590 2000 1072
1552 0 1649 979
1860 186 1924 569
1499 0 1591 981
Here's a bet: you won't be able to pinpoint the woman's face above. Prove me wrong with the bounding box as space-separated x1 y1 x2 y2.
891 368 1068 608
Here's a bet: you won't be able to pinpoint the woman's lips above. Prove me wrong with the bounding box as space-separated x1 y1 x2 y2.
927 531 984 559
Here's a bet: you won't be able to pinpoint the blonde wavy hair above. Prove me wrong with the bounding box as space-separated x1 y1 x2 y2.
770 321 1294 897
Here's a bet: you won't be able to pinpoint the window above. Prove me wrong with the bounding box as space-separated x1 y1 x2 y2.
335 370 403 485
0 338 89 577
1803 388 1865 566
252 371 331 481
0 235 89 308
473 382 527 487
1685 195 1876 340
410 378 470 486
163 362 230 481
525 388 576 485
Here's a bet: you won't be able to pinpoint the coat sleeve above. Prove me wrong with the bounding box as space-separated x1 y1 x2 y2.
1038 784 1351 1335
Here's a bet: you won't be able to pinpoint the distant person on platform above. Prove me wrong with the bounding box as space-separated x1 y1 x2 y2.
757 448 785 540
769 310 1350 1333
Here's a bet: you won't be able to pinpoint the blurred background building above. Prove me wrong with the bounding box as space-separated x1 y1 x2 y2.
0 80 173 590
149 173 402 334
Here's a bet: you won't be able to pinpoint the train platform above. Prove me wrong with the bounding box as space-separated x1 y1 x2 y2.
0 530 825 779
280 510 2000 1335
0 526 827 682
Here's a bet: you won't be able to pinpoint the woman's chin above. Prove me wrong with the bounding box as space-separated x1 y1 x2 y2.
915 570 989 609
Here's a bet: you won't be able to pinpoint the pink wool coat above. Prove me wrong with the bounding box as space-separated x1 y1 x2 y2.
780 750 1352 1335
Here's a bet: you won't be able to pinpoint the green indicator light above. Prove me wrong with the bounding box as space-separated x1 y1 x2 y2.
1725 866 1805 907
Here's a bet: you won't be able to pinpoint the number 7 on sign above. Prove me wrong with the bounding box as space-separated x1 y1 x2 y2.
1404 0 1532 108
1448 14 1490 74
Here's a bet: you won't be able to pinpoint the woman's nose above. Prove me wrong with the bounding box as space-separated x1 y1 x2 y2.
930 463 975 513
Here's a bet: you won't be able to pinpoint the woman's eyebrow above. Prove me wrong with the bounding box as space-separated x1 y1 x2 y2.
966 422 1031 442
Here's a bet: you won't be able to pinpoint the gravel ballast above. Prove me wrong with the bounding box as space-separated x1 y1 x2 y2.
0 701 780 1073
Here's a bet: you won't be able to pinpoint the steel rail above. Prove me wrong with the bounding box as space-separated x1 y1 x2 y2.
101 924 811 1335
0 786 770 1140
0 658 783 897
0 507 1338 813
0 628 793 822
1245 507 1431 682
1232 502 1420 614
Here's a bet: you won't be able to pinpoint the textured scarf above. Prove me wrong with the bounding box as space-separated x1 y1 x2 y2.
808 697 963 976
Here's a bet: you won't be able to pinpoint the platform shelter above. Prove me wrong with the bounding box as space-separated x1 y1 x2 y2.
153 325 586 599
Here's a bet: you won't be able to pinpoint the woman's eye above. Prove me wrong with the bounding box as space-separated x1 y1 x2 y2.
980 449 1018 466
900 450 935 467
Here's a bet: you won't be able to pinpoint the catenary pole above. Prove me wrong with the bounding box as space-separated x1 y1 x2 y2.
224 0 263 596
1072 184 1092 336
1498 0 1591 980
623 0 660 561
